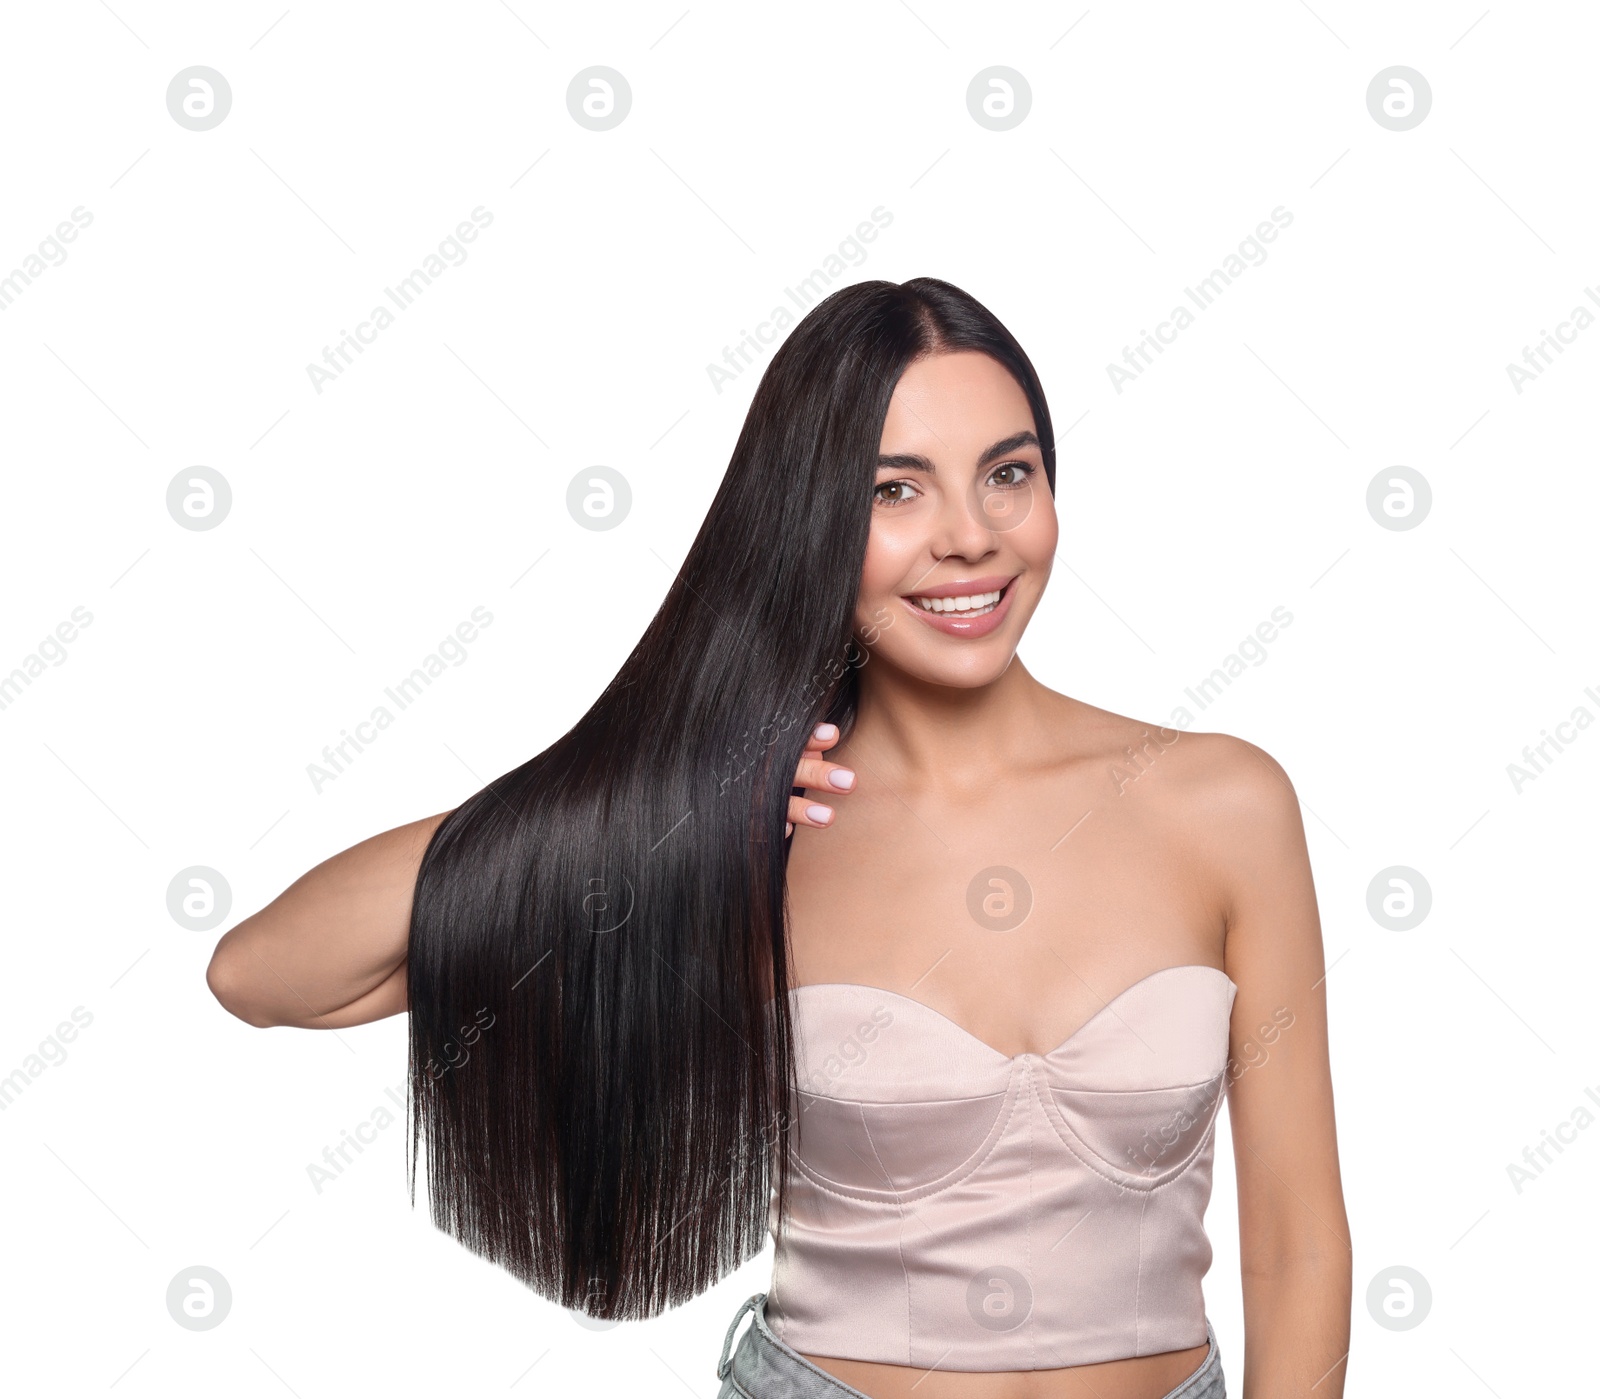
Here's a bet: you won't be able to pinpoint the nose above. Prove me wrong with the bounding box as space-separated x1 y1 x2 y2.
927 478 1002 561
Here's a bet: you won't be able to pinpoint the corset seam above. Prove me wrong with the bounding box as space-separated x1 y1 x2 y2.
1034 1071 1227 1193
1043 1074 1228 1096
901 1067 1031 1367
1025 1060 1037 1370
789 1072 1026 1205
855 1099 914 1366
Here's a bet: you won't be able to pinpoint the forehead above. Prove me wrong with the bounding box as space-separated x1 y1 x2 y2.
880 351 1034 455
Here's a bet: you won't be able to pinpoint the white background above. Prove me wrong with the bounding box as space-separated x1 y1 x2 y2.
2 1 1595 1393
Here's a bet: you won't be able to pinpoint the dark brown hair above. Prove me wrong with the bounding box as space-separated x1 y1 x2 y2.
405 277 1058 1317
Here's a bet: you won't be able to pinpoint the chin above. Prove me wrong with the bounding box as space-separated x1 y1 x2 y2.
883 647 1016 689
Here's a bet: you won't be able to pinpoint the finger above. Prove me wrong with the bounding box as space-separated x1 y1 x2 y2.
787 794 835 828
802 722 840 755
795 756 855 793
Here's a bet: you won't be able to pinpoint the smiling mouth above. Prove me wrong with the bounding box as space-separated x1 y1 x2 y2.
913 588 1003 618
907 582 1009 618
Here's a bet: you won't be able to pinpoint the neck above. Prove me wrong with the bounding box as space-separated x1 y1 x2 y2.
845 654 1060 790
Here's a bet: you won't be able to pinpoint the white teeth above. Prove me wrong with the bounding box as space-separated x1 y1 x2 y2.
913 588 1002 616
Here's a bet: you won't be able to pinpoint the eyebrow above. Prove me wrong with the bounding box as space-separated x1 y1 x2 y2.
876 430 1041 474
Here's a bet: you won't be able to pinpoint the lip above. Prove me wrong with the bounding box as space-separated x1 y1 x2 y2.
900 575 1019 639
904 574 1016 600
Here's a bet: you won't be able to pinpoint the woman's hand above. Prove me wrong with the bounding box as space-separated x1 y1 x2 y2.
787 723 856 837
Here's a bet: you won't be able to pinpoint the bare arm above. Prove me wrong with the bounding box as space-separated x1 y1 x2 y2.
205 810 452 1029
1195 738 1352 1397
206 726 856 1030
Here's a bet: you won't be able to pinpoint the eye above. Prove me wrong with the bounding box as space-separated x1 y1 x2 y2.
986 461 1035 489
873 478 922 508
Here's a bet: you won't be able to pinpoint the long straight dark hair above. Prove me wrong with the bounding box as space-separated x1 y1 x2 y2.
405 276 1057 1318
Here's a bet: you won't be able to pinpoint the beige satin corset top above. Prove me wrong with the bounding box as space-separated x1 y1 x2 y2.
764 964 1237 1372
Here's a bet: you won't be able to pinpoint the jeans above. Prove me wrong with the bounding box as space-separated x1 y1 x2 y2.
715 1293 1226 1399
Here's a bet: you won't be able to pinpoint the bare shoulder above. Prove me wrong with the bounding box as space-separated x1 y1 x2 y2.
1142 724 1305 854
1050 694 1289 793
1165 727 1300 823
1049 694 1304 862
1143 726 1313 932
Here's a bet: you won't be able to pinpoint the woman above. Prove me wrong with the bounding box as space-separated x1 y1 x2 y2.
207 278 1351 1398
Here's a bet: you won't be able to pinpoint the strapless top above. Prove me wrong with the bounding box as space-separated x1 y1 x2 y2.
764 964 1237 1371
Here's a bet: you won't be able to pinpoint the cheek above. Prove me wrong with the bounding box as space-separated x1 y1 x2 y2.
853 521 923 639
1016 492 1060 563
857 518 916 606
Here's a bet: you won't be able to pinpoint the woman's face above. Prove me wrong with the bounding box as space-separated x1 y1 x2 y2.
854 349 1058 689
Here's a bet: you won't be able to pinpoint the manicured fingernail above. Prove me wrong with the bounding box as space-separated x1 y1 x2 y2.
785 822 794 837
806 804 833 824
827 768 856 791
814 723 838 740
